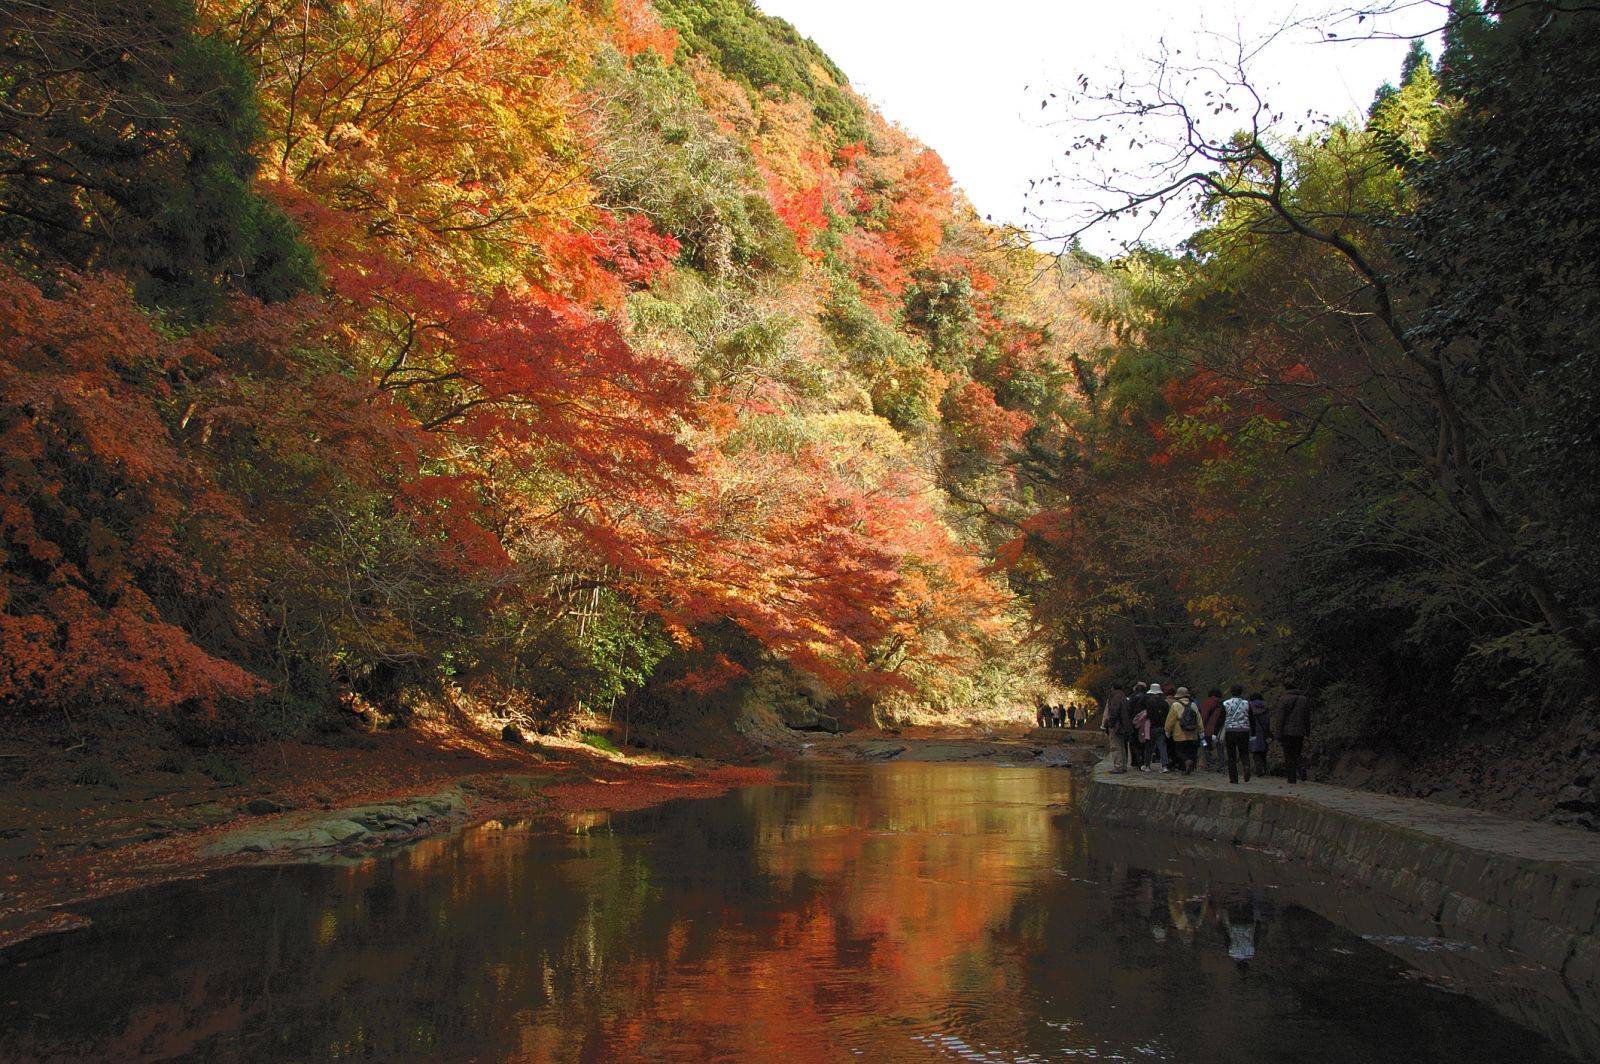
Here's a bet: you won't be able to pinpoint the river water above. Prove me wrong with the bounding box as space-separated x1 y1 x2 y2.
0 762 1584 1062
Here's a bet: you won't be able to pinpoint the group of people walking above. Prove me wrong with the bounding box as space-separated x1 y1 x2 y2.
1034 699 1090 730
1098 682 1314 785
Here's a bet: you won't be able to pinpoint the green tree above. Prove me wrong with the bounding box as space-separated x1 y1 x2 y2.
0 0 315 315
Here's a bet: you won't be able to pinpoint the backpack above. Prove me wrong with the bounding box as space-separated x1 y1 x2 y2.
1178 700 1199 732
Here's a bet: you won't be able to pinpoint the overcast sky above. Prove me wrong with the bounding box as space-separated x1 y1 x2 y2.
757 1 1439 252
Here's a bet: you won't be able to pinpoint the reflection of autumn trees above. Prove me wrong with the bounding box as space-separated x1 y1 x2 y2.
547 766 1075 1059
0 767 1072 1060
1 766 1578 1062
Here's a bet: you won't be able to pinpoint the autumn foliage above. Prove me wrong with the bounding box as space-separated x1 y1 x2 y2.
0 269 262 710
0 0 1055 730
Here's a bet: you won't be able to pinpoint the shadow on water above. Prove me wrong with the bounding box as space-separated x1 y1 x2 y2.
0 761 1587 1062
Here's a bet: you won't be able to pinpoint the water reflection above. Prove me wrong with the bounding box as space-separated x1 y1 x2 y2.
0 762 1582 1062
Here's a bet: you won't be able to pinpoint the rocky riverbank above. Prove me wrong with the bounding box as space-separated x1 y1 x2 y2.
0 718 771 955
798 725 1106 766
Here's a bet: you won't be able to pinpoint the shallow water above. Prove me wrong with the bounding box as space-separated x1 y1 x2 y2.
0 762 1583 1062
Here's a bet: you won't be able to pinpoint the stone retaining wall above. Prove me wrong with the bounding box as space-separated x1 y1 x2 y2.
1082 765 1600 994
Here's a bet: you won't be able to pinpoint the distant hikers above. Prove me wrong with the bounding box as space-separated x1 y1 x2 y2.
1164 686 1202 774
1271 685 1314 784
1200 688 1224 773
1222 685 1253 784
1249 692 1271 777
1034 700 1083 729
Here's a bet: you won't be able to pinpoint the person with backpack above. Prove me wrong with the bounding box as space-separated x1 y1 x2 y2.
1164 686 1203 774
1104 685 1134 773
1271 685 1314 784
1222 685 1253 783
1248 692 1271 776
1200 688 1224 772
1146 682 1173 773
1131 683 1154 771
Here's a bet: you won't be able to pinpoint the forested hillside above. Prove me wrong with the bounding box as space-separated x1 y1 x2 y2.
0 0 1086 741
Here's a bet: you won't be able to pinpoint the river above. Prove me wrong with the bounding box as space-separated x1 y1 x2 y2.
0 762 1583 1062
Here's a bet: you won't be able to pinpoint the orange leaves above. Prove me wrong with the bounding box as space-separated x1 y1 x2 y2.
333 254 692 493
840 229 913 309
592 211 683 289
221 0 597 277
229 0 697 564
749 96 871 257
394 475 512 574
668 653 748 696
601 0 679 60
0 607 264 712
990 536 1029 574
885 149 955 264
0 267 265 711
772 183 832 253
592 416 1010 695
942 380 1034 458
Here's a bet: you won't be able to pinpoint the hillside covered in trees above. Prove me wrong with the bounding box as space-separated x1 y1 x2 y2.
0 0 1089 744
1 0 1596 821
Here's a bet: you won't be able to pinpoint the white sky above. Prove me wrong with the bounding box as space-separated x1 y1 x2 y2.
757 1 1440 253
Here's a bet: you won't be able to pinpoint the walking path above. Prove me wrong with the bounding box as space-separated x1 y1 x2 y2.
1093 758 1600 874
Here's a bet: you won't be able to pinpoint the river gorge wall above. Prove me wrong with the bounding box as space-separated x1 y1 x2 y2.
1081 763 1600 1060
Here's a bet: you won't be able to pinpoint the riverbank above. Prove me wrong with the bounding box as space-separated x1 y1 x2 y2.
798 724 1106 766
1082 757 1600 1059
0 717 771 954
0 713 1093 955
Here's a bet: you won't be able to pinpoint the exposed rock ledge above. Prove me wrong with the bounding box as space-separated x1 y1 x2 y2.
204 789 475 858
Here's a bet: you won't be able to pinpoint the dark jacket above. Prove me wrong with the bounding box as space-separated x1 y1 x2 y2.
1137 692 1167 737
1271 690 1313 738
1248 699 1271 740
1104 691 1131 735
1100 688 1126 729
1200 695 1223 736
